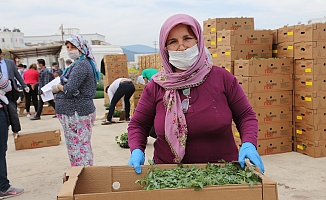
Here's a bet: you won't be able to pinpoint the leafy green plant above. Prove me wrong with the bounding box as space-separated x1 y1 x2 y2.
115 132 129 148
113 110 123 117
136 161 262 190
94 91 104 99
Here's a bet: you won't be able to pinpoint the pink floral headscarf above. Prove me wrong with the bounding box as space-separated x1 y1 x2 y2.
152 14 212 163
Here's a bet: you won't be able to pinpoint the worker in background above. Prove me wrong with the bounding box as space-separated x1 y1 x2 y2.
141 68 159 84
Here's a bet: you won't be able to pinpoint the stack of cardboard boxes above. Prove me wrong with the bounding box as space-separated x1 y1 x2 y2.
292 23 326 157
138 53 162 73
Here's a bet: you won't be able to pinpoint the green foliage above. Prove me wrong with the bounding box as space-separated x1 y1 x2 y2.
94 91 104 99
104 103 110 108
113 110 123 117
96 83 104 91
115 132 129 148
136 162 262 190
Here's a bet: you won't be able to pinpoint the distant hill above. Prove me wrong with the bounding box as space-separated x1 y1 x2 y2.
121 45 157 61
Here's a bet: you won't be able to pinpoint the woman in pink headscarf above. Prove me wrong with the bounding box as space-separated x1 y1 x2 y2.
127 14 264 174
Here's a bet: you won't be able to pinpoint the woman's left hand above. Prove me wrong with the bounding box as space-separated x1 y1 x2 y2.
238 142 265 173
51 84 62 93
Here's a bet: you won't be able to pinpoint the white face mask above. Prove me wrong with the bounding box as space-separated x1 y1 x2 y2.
67 49 80 61
168 44 199 71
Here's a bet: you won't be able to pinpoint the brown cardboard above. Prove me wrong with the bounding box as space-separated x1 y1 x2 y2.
41 106 55 115
272 29 278 45
254 106 292 124
14 130 61 150
295 59 326 76
105 61 128 70
213 45 272 61
213 60 234 74
277 26 295 43
234 58 293 76
294 106 326 126
257 137 293 155
246 90 293 108
294 23 326 42
273 42 294 58
216 30 273 46
236 74 293 93
203 17 254 34
294 41 326 59
294 90 326 109
294 74 326 92
295 122 326 141
103 54 127 62
295 137 326 158
233 121 293 139
204 33 217 49
57 164 278 200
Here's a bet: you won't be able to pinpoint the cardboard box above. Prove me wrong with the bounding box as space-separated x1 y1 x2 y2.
254 106 292 124
294 106 326 126
105 61 128 70
105 68 129 76
203 17 254 34
294 91 326 109
212 45 272 61
216 30 273 46
236 74 293 93
233 121 293 139
247 90 293 108
204 33 217 49
103 54 127 62
234 58 293 76
294 74 326 92
257 137 293 155
273 42 294 58
295 59 326 76
294 41 326 59
277 26 295 43
57 164 278 200
14 130 61 150
294 23 326 42
41 106 55 115
213 60 234 74
295 122 326 141
295 137 326 158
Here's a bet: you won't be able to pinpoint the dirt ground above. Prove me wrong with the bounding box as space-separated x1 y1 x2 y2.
5 98 326 200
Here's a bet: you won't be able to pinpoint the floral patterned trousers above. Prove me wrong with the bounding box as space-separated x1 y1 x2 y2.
57 111 95 167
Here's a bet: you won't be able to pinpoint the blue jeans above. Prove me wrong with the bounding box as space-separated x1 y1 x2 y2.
0 108 10 192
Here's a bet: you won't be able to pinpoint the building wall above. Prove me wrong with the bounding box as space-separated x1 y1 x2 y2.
0 31 25 50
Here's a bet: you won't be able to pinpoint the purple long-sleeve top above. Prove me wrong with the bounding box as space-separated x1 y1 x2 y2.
128 66 258 164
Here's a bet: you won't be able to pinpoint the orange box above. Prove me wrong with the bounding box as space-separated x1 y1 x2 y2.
216 30 273 46
295 137 326 158
234 58 293 76
203 17 254 34
273 42 294 58
295 122 326 141
103 54 127 62
294 41 326 59
294 59 326 76
213 60 234 74
212 45 272 61
247 90 293 108
257 137 293 155
294 91 326 109
294 23 326 42
294 106 326 126
236 74 293 93
294 74 326 92
254 106 292 124
277 25 295 43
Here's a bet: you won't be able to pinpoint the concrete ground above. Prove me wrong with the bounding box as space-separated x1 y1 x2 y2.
5 98 326 200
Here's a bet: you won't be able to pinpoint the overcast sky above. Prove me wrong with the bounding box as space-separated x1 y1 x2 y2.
2 0 326 47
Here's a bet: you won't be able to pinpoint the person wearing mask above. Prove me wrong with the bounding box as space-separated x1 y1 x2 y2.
0 72 24 199
23 63 39 117
62 59 73 75
30 59 56 120
0 48 29 135
141 68 159 84
51 34 100 166
101 78 135 125
51 62 63 76
127 14 264 174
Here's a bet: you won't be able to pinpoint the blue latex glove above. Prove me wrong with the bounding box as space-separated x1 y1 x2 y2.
127 148 145 174
238 142 265 173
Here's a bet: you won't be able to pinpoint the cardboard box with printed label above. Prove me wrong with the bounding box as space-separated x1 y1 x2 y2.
246 90 293 108
204 33 217 49
254 106 292 124
213 45 272 61
213 60 234 74
57 164 278 200
295 122 326 141
294 59 326 76
14 130 61 150
236 75 293 93
294 23 326 42
277 26 295 43
257 137 293 155
294 41 326 59
294 74 326 92
294 91 326 109
103 54 127 62
295 137 326 158
203 17 254 34
216 30 273 46
294 106 326 126
234 58 293 76
273 42 294 58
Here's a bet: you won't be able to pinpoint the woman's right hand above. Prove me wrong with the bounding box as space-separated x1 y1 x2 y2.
127 148 145 174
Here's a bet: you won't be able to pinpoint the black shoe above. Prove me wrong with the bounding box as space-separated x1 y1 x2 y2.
101 121 112 125
52 115 57 118
30 116 41 120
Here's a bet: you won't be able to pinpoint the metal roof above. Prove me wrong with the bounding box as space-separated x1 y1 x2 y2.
6 44 62 59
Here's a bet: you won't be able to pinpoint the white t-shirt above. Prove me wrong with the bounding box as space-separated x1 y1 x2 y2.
107 78 130 109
